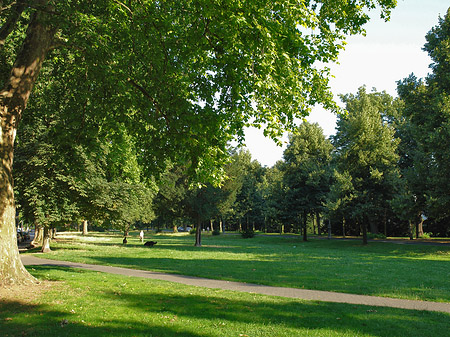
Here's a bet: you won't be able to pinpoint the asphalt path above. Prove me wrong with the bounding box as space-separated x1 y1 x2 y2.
21 255 450 314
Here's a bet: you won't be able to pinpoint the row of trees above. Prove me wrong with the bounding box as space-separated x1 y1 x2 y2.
2 0 398 284
146 9 450 243
12 8 450 249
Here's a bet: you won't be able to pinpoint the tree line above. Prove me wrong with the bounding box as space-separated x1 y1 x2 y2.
15 9 450 248
0 1 431 285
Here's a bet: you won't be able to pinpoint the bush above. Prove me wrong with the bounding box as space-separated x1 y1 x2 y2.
367 233 387 240
212 229 221 236
241 229 255 238
421 232 432 239
189 228 196 235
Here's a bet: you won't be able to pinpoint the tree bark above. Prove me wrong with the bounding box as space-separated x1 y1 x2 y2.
41 226 51 253
315 211 321 235
342 217 346 238
195 217 202 247
409 220 414 240
0 2 55 285
302 211 307 242
0 2 26 47
416 213 424 238
30 224 43 248
82 220 88 235
361 220 368 245
327 219 332 239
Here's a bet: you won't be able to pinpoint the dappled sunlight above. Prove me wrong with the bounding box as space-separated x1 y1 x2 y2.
31 233 450 303
17 266 448 337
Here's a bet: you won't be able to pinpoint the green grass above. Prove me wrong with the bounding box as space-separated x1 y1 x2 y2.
28 232 450 302
2 266 450 337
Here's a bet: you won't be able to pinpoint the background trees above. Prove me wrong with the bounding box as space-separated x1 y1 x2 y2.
1 0 398 284
330 88 400 244
283 122 333 240
395 9 450 236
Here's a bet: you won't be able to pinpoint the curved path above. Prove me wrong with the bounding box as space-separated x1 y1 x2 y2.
21 255 450 314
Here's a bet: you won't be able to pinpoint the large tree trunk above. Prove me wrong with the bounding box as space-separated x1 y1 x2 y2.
41 226 51 253
30 224 43 248
416 213 424 238
361 220 368 245
0 2 55 285
82 220 88 235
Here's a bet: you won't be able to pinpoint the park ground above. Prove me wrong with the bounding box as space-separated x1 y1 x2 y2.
2 232 450 336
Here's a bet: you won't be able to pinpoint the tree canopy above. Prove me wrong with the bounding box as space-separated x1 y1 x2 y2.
1 0 398 284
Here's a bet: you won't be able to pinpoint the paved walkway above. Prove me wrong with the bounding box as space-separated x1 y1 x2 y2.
21 255 450 314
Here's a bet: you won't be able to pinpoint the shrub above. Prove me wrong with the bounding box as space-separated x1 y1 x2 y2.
367 233 387 240
241 229 255 238
421 232 432 239
212 229 221 236
189 228 196 235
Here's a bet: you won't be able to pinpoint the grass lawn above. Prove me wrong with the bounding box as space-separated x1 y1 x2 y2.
1 265 449 337
27 232 450 302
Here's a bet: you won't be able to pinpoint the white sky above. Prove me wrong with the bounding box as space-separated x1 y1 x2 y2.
244 0 449 167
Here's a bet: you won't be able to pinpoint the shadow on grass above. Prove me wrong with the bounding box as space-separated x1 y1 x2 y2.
82 254 450 300
0 296 204 337
33 235 450 301
10 266 450 337
102 289 450 337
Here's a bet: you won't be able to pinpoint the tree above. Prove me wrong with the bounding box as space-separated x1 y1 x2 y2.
332 87 400 244
153 164 189 232
93 181 156 240
1 0 397 284
232 150 265 232
283 122 333 240
396 9 450 235
259 161 285 233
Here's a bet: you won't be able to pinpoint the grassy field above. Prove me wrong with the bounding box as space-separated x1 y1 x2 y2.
2 265 450 337
29 231 450 302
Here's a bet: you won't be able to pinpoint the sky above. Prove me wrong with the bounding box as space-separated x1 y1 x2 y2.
244 0 449 167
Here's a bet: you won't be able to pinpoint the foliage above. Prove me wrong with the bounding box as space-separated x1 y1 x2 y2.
283 121 333 235
240 228 255 238
366 233 387 240
231 150 265 230
331 87 400 242
1 0 400 283
396 8 450 233
13 51 158 238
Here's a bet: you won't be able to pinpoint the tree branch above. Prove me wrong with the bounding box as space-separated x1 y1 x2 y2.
0 2 26 47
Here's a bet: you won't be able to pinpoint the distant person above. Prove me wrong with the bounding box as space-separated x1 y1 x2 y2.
139 230 144 242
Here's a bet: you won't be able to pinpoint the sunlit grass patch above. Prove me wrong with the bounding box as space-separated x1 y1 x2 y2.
28 232 450 302
2 266 448 337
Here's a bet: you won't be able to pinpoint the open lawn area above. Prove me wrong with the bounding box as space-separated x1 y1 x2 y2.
0 265 449 337
3 232 449 337
28 232 450 302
